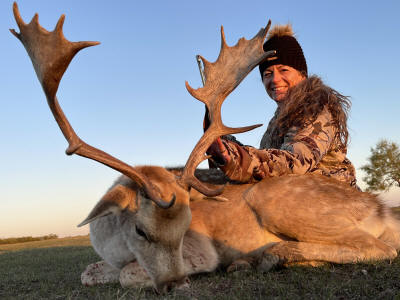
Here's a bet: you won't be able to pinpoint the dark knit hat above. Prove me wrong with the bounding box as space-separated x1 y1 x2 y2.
259 24 307 77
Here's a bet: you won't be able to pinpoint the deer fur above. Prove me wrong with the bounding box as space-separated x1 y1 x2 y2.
81 167 400 292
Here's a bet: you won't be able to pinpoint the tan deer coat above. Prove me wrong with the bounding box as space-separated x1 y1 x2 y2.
220 76 357 187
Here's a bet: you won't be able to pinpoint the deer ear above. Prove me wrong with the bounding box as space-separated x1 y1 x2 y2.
77 183 137 227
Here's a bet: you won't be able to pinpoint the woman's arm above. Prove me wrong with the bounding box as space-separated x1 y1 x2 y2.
219 109 336 182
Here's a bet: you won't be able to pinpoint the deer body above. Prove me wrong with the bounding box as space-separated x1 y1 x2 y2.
88 169 277 270
191 174 399 265
83 168 400 290
188 182 281 265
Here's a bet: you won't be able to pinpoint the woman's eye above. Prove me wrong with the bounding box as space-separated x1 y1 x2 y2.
263 72 272 78
135 225 149 241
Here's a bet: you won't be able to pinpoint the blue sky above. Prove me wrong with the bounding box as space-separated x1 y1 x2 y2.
1 0 399 238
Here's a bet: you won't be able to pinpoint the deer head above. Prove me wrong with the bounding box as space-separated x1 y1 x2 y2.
11 2 274 292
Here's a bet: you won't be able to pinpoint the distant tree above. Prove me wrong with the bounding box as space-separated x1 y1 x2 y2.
0 234 58 245
361 140 400 192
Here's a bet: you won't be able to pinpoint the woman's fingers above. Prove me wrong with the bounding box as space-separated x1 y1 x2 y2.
216 138 231 163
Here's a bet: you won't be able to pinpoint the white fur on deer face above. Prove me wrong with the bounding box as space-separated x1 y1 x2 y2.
120 203 191 291
117 167 192 291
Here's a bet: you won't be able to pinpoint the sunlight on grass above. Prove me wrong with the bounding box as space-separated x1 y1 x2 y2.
0 235 90 254
0 236 399 299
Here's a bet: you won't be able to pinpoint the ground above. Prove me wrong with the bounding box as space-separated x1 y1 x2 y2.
1 234 400 299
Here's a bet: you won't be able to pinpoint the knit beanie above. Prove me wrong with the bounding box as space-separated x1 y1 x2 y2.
259 24 307 77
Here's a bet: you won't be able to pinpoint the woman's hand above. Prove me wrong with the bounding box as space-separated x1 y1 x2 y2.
207 138 231 165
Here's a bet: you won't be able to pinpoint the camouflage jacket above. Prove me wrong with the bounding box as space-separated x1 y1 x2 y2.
220 77 357 187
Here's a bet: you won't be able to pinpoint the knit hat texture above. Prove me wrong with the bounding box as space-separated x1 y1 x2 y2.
259 24 307 77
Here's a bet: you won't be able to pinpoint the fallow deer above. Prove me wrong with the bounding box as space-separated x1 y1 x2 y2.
11 2 400 293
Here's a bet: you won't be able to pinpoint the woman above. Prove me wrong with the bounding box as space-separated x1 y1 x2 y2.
208 24 357 187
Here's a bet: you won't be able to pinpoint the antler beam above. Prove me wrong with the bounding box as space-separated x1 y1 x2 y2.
10 2 174 209
181 22 276 196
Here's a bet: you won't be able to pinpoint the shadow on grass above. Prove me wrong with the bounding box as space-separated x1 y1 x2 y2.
1 246 400 299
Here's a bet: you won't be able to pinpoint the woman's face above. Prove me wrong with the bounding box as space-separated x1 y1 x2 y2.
262 64 305 102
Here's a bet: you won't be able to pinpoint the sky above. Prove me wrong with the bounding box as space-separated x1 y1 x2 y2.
1 0 399 238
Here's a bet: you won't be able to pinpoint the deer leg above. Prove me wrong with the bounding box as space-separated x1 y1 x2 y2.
119 261 152 288
378 225 400 250
284 261 328 267
81 260 120 286
256 252 281 272
226 257 253 273
265 230 397 264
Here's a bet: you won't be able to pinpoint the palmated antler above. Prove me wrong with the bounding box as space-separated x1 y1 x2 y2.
10 2 174 209
181 22 276 196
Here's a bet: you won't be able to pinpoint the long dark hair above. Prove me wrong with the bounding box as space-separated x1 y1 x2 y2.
271 76 351 150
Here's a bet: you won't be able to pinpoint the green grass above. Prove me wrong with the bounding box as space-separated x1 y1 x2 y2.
1 237 400 299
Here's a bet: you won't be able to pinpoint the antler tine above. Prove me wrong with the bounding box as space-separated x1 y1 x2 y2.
54 13 65 32
30 13 39 25
11 2 174 210
181 20 276 196
11 2 25 29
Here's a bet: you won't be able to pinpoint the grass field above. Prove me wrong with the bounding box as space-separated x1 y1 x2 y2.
1 235 400 299
0 235 91 254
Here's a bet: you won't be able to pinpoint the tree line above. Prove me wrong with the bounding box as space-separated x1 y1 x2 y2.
362 139 400 192
0 234 58 245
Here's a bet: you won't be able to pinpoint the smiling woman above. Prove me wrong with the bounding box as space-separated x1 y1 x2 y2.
260 24 307 102
207 23 357 188
262 64 304 102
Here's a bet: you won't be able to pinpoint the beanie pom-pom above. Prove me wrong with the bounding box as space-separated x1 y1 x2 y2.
267 24 294 40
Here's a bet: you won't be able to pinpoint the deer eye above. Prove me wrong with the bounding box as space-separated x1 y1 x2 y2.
135 225 149 241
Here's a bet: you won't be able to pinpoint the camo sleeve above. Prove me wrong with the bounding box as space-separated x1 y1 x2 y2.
220 109 336 182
